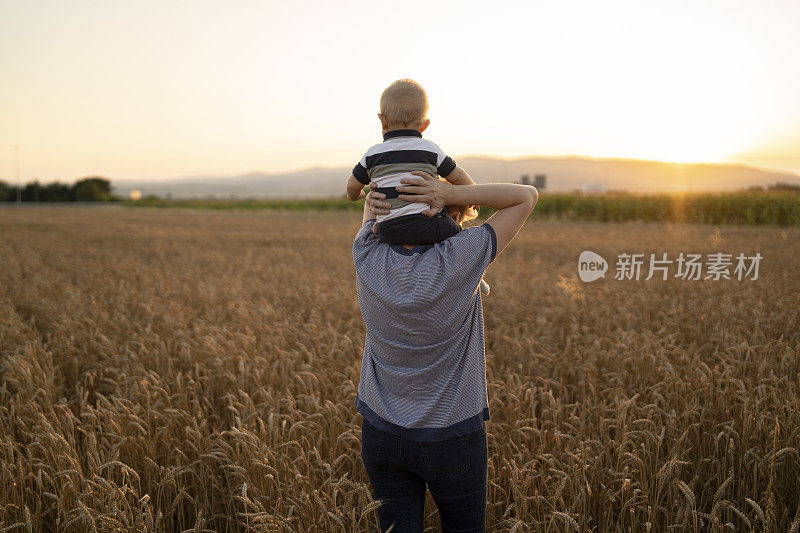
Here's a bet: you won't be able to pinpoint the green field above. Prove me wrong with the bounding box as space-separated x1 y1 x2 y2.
123 190 800 226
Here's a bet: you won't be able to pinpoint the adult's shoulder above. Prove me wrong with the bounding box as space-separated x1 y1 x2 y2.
354 219 377 243
353 219 381 262
438 223 497 263
413 223 497 297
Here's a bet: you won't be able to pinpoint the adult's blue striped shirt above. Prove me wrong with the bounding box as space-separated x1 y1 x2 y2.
352 218 497 442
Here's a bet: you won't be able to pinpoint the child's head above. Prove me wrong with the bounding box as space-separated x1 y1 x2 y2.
379 79 430 132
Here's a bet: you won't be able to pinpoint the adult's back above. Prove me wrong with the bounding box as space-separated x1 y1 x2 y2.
352 220 496 439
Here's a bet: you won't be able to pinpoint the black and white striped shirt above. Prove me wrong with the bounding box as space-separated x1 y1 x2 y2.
352 129 457 223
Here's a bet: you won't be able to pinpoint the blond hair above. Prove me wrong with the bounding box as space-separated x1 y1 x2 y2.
379 79 429 128
446 205 480 226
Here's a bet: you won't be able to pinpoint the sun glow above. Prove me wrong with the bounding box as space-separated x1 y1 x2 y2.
1 0 798 180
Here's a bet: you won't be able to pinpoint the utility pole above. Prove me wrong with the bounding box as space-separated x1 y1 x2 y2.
15 145 21 205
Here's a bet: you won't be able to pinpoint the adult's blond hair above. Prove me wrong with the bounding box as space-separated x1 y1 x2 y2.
446 205 480 226
379 79 429 128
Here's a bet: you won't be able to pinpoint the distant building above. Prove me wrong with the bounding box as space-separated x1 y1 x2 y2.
129 190 142 200
519 174 546 189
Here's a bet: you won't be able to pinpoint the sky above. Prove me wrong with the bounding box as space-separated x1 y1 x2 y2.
1 0 799 182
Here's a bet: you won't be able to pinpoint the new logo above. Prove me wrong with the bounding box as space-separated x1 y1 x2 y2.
578 251 608 282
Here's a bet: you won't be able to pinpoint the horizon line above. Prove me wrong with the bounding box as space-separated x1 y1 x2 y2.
4 153 800 184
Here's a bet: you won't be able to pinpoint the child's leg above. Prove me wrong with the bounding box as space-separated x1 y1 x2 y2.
480 278 491 295
377 209 460 246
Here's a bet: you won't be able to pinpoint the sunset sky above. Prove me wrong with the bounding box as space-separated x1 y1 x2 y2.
1 0 799 182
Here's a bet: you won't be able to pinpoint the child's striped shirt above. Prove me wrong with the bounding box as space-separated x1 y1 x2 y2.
352 129 457 223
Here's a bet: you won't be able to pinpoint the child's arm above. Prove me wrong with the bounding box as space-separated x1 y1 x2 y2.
442 165 476 186
346 174 366 201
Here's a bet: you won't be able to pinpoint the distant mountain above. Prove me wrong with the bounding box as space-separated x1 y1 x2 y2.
112 156 800 199
456 156 800 193
113 167 346 199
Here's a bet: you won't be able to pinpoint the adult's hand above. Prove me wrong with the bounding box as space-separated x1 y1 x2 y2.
365 188 391 233
396 171 450 216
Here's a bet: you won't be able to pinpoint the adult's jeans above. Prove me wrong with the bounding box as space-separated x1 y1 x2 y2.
360 417 488 532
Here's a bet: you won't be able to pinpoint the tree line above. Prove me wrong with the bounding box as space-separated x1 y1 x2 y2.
0 177 119 202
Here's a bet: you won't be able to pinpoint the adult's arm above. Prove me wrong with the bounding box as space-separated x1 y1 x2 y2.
396 172 538 257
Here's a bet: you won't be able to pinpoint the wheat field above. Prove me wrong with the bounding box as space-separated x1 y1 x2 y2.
0 207 798 532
